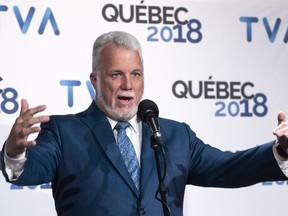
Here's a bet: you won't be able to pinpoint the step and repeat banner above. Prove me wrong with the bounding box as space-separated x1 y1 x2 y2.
1 0 288 215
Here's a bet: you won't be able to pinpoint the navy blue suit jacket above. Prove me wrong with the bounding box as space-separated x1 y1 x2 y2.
1 102 287 216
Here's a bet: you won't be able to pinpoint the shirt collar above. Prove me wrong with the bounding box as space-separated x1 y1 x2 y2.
107 115 140 134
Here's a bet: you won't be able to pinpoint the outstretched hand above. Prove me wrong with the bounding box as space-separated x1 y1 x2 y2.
273 111 288 152
5 99 50 158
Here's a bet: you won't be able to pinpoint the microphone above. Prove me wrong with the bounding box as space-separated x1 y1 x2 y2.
137 99 162 145
138 100 170 216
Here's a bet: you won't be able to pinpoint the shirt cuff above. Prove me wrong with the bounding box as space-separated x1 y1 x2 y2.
272 141 288 177
4 146 27 181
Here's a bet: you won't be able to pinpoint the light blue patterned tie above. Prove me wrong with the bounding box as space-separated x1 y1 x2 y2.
115 122 140 190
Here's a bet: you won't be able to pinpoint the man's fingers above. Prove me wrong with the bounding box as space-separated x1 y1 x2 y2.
21 140 37 148
20 98 29 115
15 105 49 128
24 115 50 127
274 127 288 137
20 99 47 119
20 125 42 137
23 104 47 118
12 101 49 146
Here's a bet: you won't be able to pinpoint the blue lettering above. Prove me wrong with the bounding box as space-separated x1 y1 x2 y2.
1 87 19 114
3 5 60 35
86 80 95 100
263 17 281 43
284 28 288 43
13 6 35 34
60 80 81 107
0 5 8 12
10 184 23 189
0 76 3 94
275 181 286 185
262 181 288 186
38 7 60 35
40 183 52 189
240 16 259 42
10 183 51 190
262 181 273 186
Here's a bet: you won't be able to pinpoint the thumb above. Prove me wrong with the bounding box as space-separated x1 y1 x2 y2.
278 111 286 125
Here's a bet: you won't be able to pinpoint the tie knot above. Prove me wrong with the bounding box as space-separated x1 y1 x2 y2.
115 121 130 132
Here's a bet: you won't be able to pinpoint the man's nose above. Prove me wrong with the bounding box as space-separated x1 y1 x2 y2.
121 76 133 90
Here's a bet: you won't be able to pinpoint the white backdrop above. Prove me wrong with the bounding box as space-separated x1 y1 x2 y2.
1 0 288 215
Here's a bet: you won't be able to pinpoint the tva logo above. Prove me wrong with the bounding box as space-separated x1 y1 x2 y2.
0 5 60 35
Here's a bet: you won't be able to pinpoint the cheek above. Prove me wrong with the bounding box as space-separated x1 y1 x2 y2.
100 81 118 97
136 82 144 96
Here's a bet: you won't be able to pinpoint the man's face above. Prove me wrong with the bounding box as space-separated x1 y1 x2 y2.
91 45 144 121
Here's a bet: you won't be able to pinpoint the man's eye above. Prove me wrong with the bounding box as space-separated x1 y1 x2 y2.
132 71 141 77
112 73 121 78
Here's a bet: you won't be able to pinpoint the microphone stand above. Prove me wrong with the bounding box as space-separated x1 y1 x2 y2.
151 135 170 216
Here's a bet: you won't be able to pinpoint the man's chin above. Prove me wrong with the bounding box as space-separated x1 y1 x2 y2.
117 112 136 121
112 107 137 121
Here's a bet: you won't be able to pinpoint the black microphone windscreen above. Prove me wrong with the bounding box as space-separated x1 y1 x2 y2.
137 99 159 122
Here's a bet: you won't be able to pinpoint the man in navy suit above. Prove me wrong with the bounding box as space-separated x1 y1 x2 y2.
1 31 288 216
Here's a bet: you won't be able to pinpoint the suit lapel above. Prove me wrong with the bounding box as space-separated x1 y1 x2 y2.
79 102 140 196
140 123 157 197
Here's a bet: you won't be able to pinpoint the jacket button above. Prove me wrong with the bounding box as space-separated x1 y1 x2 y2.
139 208 146 215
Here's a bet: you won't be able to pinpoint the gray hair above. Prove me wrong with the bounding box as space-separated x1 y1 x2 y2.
92 31 143 75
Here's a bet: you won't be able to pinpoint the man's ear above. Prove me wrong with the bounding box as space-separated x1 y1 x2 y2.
90 73 97 87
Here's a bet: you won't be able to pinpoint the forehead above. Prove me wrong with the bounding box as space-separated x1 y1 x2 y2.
101 44 138 56
100 45 143 67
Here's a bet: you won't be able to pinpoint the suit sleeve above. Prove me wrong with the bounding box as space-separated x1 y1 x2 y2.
182 123 288 188
3 116 62 186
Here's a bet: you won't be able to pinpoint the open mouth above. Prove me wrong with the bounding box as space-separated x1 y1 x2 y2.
117 96 134 104
118 96 134 102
